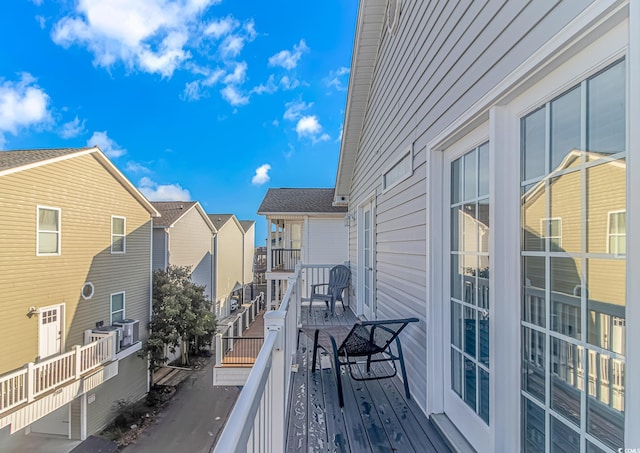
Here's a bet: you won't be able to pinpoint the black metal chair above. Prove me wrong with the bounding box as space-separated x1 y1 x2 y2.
310 317 419 407
308 264 351 315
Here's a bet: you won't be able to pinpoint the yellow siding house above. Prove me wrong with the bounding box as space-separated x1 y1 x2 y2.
0 147 159 445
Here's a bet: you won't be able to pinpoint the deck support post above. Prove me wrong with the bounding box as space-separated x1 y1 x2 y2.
264 310 286 452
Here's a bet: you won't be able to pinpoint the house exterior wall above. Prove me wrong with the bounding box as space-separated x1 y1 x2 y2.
242 224 255 287
0 153 152 372
215 221 244 316
341 1 632 451
306 218 348 265
165 207 213 300
152 228 167 271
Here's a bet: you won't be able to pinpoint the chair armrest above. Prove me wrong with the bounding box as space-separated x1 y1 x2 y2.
310 283 329 294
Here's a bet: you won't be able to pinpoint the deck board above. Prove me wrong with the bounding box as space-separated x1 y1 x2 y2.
287 306 450 453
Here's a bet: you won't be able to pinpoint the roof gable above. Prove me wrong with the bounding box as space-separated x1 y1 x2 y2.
239 220 255 232
153 201 216 232
257 188 348 214
0 147 159 216
207 214 243 232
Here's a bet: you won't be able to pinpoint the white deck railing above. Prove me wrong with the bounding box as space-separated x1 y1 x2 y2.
214 263 340 453
215 292 265 366
0 333 116 415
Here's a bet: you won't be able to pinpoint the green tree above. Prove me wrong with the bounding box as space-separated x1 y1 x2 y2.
144 265 217 370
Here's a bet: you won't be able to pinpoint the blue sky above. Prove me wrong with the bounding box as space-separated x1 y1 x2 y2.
0 0 357 244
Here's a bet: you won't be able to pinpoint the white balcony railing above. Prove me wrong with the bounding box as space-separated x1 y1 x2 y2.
215 292 265 367
213 264 305 453
0 333 116 415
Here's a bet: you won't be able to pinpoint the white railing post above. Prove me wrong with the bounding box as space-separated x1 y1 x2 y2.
73 345 82 380
228 322 234 350
215 333 223 366
238 311 244 335
264 309 286 453
26 362 34 403
109 332 117 361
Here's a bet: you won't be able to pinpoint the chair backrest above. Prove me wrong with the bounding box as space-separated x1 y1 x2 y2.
338 318 419 356
328 265 351 293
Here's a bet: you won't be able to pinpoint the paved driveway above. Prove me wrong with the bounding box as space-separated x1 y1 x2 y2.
123 356 240 453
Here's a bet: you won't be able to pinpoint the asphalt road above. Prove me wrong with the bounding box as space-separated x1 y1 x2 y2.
122 357 240 453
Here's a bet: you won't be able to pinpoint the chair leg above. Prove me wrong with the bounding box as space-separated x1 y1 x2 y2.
330 335 344 407
395 337 411 400
312 329 320 372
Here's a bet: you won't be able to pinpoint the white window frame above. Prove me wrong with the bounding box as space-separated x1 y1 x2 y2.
37 205 61 256
110 292 125 325
607 210 626 255
540 217 563 250
382 144 413 193
111 216 126 254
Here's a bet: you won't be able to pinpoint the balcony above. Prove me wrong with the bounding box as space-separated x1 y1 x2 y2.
213 264 449 452
0 330 127 434
270 248 301 273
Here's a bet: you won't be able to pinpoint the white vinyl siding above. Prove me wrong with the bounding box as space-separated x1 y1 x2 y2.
37 206 61 255
111 216 126 253
306 218 349 265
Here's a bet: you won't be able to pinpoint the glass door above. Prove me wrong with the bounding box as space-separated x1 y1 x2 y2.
444 142 491 443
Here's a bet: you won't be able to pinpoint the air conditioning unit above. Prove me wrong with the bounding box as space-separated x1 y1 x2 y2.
113 319 140 348
92 325 123 353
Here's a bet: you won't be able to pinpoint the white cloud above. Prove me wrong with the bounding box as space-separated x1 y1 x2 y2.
223 61 247 84
252 74 277 95
204 16 238 39
125 161 151 174
35 15 46 29
251 164 271 185
268 39 308 70
283 100 312 121
295 115 329 143
60 116 86 138
51 0 217 77
279 75 299 90
87 131 126 158
138 176 191 201
326 66 350 91
221 85 249 106
219 34 245 59
0 73 52 143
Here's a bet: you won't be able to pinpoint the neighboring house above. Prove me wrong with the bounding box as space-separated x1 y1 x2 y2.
239 220 256 299
257 188 348 307
151 201 217 300
334 1 637 452
208 214 245 318
0 147 159 445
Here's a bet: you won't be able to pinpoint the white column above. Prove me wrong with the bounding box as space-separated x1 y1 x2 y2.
80 394 87 440
264 310 286 453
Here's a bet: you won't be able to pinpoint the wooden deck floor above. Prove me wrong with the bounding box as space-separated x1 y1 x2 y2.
221 310 265 366
286 305 450 453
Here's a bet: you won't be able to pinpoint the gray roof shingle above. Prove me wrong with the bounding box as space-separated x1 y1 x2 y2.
239 220 255 232
0 147 94 172
207 214 235 230
152 201 198 227
257 188 347 214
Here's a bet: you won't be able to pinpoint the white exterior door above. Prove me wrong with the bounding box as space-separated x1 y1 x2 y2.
443 143 492 447
359 199 375 320
38 306 62 359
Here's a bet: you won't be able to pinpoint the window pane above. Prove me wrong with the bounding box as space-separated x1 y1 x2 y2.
587 355 624 450
112 217 125 235
522 183 545 252
588 61 625 156
464 307 476 358
551 87 581 171
549 172 581 253
477 199 490 253
112 311 124 322
523 256 545 327
464 358 476 410
462 203 478 252
522 398 545 452
463 150 477 200
551 416 580 452
112 237 124 252
522 327 545 402
478 142 489 197
451 349 462 397
451 254 462 301
479 367 489 424
522 107 546 181
39 208 59 231
550 337 582 426
586 159 626 254
451 302 462 349
586 259 625 354
451 207 460 251
550 257 582 339
478 312 489 367
451 158 461 204
111 294 124 311
39 232 59 254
